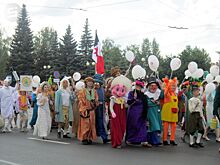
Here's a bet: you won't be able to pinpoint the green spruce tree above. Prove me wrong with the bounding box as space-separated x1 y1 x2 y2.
59 25 78 76
0 29 10 79
33 27 58 80
8 4 34 75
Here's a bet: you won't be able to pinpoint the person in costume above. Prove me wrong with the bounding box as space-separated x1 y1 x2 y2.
93 74 110 144
110 75 131 148
126 79 151 147
55 78 73 138
213 83 220 152
33 82 51 139
49 83 58 128
105 66 122 134
0 79 19 132
18 90 29 132
188 85 205 148
203 81 220 142
145 77 163 146
161 77 178 145
29 83 39 129
78 77 98 145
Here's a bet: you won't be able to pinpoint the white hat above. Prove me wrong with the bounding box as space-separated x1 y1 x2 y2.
111 75 132 91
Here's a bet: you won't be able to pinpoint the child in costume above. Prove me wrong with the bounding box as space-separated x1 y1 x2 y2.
18 91 29 132
110 75 131 148
188 85 205 148
161 77 178 145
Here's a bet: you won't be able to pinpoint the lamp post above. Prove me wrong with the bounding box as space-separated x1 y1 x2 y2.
43 65 51 80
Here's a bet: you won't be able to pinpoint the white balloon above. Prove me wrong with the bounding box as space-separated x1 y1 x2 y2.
215 75 220 83
148 55 159 72
125 51 135 62
32 75 41 84
75 81 85 90
205 82 216 94
184 70 191 77
210 65 219 77
170 58 181 71
132 65 145 79
191 68 204 79
73 72 81 81
206 74 214 83
188 61 198 74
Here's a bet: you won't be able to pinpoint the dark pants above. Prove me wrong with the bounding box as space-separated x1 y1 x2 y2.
189 112 204 135
29 105 38 126
95 104 108 141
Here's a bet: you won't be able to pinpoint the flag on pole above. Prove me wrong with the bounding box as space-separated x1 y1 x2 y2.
92 31 104 74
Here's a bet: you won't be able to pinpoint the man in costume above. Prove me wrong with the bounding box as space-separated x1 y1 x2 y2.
93 74 110 144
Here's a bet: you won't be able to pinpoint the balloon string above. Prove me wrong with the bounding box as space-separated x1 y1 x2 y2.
179 77 186 90
170 70 173 79
124 62 132 77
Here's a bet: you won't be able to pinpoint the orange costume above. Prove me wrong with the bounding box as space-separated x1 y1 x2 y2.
77 88 98 142
161 77 178 145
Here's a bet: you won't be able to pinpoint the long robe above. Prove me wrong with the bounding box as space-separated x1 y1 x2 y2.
126 91 147 143
0 86 17 119
33 93 51 137
77 88 98 141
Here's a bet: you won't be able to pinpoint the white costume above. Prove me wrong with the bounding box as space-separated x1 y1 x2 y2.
33 93 51 138
0 82 18 132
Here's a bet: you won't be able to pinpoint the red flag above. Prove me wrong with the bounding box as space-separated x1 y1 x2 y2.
92 31 104 74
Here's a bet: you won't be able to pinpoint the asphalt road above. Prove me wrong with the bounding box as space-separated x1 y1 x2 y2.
0 128 220 165
0 110 220 165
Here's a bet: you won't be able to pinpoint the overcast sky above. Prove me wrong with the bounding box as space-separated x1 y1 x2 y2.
0 0 220 63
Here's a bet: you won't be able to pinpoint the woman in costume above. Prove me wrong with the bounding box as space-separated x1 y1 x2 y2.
33 82 51 139
126 79 151 147
145 77 163 146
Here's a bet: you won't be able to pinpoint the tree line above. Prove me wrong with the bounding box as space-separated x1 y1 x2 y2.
0 4 211 82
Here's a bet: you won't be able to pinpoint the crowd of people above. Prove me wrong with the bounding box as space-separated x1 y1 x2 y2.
0 66 220 151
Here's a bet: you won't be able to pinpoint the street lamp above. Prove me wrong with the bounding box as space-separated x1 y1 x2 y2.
43 65 51 80
141 58 145 62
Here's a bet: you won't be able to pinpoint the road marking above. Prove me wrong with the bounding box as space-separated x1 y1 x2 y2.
27 137 70 145
0 159 21 165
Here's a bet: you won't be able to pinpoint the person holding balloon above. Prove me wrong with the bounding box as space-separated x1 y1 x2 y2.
126 78 151 147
